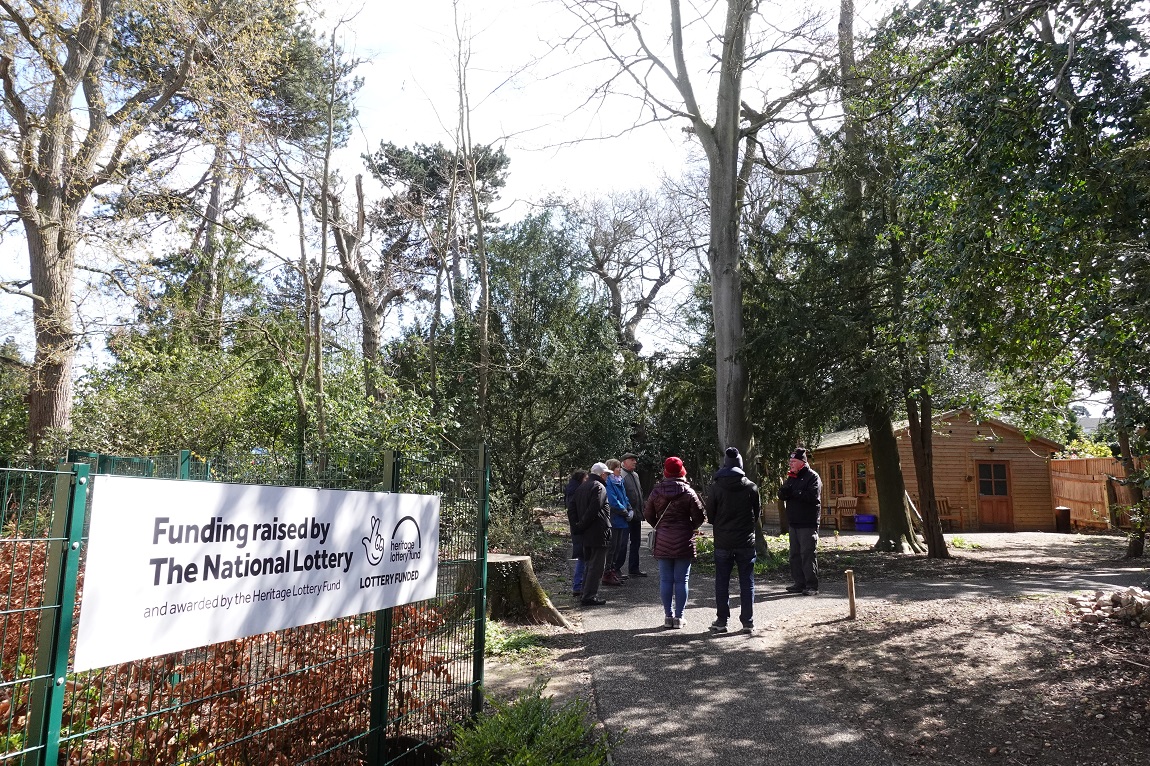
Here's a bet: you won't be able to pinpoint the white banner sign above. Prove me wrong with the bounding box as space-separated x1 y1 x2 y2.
74 476 440 671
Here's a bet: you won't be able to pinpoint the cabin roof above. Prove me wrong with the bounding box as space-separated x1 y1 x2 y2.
812 409 1063 453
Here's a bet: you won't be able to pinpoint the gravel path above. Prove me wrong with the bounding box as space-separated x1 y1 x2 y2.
573 531 1148 766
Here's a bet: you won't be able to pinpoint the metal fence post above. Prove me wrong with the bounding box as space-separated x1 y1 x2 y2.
368 449 400 764
29 463 90 766
471 444 490 715
179 449 191 480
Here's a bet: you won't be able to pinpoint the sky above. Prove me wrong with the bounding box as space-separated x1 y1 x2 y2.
337 0 701 208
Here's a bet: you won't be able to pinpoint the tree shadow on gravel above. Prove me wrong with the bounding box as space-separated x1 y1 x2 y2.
768 598 1150 766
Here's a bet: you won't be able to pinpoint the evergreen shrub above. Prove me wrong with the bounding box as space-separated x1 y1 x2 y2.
444 681 614 766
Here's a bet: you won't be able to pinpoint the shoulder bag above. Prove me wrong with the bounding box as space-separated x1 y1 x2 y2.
646 510 664 553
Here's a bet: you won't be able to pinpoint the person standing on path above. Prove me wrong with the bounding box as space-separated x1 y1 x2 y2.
779 447 822 596
620 452 648 578
564 469 589 598
705 447 761 633
574 462 613 606
604 458 631 586
644 456 706 628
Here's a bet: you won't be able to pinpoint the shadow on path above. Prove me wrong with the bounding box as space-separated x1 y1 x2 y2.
576 537 1148 766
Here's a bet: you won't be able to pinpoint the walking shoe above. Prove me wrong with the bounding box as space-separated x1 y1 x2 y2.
571 591 582 598
602 571 623 586
671 617 683 629
664 616 674 628
581 597 607 606
802 589 819 596
741 623 757 634
619 573 629 580
785 584 804 593
709 620 728 633
629 570 649 577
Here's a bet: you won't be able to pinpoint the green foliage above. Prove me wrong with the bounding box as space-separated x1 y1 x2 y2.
694 534 790 575
445 680 614 766
0 342 29 458
485 621 547 660
389 210 631 513
71 332 443 457
643 284 721 477
72 337 264 455
948 536 982 550
1058 439 1116 459
883 0 1150 436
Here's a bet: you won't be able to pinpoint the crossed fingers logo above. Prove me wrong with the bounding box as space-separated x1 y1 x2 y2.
362 516 386 566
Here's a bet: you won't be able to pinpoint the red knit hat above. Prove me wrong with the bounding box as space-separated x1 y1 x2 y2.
663 456 686 478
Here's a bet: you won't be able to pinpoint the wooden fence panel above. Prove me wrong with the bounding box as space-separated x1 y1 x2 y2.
1050 457 1145 530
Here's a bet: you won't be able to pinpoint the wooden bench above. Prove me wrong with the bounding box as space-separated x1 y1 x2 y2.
821 499 839 530
937 497 962 531
834 497 859 530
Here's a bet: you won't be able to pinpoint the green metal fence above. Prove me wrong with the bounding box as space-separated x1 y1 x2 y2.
0 448 489 766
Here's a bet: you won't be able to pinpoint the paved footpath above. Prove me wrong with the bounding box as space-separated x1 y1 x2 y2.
576 533 1148 766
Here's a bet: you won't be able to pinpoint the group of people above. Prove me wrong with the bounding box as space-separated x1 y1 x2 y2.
564 446 823 630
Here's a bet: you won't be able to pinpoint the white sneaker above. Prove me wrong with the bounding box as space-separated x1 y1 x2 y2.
671 617 683 629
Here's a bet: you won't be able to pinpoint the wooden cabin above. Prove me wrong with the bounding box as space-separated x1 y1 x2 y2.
809 410 1062 532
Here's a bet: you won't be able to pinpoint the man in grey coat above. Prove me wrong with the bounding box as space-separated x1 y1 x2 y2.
573 462 613 606
620 452 648 577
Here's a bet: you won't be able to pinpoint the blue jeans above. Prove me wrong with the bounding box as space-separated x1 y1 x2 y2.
658 557 692 618
571 537 586 594
714 547 756 627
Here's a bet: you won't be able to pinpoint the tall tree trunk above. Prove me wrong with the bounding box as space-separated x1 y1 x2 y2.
429 267 443 411
907 384 949 558
454 3 491 436
25 220 77 453
866 398 923 553
196 144 226 345
1110 375 1145 558
701 0 754 462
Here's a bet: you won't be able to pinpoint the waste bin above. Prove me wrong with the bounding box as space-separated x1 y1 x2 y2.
1054 506 1071 534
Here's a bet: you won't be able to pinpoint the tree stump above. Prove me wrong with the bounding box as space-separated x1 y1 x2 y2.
486 553 572 629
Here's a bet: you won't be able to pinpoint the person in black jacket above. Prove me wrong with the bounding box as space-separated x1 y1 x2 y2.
564 470 588 598
573 463 612 606
778 447 822 595
705 447 762 633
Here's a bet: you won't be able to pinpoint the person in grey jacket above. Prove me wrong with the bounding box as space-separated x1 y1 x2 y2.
778 447 822 596
705 447 761 632
573 462 613 606
620 452 648 577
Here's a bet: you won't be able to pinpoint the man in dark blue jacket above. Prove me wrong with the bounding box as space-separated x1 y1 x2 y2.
705 447 761 632
778 447 822 596
573 463 612 606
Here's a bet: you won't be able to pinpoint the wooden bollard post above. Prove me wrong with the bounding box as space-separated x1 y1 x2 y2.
845 569 856 620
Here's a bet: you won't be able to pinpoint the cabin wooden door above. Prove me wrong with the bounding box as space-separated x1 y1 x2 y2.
976 461 1014 531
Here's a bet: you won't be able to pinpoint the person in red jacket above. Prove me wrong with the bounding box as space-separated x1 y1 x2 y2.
644 456 706 629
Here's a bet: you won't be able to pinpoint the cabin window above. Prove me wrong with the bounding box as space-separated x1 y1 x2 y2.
978 462 1008 496
828 462 844 498
855 462 868 496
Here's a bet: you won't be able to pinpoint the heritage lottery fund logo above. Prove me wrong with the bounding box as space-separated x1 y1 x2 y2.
74 477 439 672
359 514 424 589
